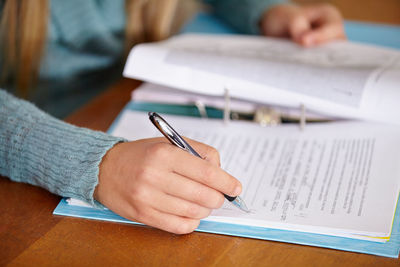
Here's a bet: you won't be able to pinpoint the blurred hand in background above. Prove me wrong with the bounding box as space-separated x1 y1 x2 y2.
261 3 346 46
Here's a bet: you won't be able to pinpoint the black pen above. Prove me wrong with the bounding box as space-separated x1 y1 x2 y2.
148 112 250 213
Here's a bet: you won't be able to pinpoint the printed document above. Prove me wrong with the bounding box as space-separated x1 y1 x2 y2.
104 111 400 242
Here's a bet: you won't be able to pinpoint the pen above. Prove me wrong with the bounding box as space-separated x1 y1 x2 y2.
148 112 250 213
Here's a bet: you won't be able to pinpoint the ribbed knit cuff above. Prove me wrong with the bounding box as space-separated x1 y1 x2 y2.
0 90 125 206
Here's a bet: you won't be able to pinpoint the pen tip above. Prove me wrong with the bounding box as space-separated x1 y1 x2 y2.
232 196 250 213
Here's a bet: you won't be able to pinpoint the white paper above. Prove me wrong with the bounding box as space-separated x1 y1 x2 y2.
108 110 400 241
124 34 400 125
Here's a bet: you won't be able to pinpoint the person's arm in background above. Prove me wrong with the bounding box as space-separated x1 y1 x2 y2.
205 0 346 46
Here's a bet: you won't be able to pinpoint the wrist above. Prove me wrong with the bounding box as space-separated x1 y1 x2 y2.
94 141 125 202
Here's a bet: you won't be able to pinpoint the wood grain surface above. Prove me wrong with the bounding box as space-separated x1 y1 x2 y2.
1 2 400 265
3 78 400 266
293 0 400 25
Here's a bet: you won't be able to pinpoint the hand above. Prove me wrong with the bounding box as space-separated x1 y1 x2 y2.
94 137 242 234
261 3 346 47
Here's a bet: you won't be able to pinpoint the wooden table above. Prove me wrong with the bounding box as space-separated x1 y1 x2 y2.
2 78 399 266
2 3 400 266
294 0 400 25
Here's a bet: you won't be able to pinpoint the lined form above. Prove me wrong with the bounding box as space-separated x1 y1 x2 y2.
110 110 400 240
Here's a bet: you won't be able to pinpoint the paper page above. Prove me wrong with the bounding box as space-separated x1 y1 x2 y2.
110 110 400 239
123 34 400 124
164 39 373 107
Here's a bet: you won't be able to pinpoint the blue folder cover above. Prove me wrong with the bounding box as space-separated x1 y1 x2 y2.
54 195 400 258
54 13 400 257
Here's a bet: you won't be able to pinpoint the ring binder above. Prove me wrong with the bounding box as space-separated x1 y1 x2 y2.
194 100 208 118
253 107 281 126
224 88 230 125
55 106 400 258
300 103 306 131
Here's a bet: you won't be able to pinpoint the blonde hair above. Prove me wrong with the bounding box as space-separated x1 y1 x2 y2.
0 0 49 98
0 0 197 98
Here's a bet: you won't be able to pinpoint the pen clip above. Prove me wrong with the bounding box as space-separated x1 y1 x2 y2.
148 112 201 157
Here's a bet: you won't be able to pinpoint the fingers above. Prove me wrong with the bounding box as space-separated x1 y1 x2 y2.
126 176 208 233
287 10 311 42
262 4 304 38
135 206 201 234
147 137 241 198
297 4 346 46
156 171 225 209
97 138 240 235
149 190 212 219
170 148 242 197
261 3 345 46
299 23 346 47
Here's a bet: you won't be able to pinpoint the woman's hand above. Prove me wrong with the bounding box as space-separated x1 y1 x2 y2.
261 3 346 47
94 137 242 234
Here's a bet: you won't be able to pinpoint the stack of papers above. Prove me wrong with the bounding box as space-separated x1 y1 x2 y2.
60 111 400 244
110 111 400 242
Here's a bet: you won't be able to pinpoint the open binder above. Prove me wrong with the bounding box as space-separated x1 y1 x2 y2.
54 13 400 257
54 101 400 258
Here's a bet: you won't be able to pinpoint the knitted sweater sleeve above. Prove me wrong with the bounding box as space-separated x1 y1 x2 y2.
0 89 125 205
206 0 287 34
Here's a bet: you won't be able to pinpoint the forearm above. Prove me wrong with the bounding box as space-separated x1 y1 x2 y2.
0 89 124 205
205 0 287 34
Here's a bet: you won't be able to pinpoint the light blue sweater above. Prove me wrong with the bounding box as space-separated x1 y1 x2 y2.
0 0 284 206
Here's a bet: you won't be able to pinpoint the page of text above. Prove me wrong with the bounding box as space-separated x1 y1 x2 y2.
112 111 400 237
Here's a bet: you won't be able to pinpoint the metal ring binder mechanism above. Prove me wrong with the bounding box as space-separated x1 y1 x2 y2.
224 88 230 125
194 100 208 119
192 87 306 129
217 87 307 130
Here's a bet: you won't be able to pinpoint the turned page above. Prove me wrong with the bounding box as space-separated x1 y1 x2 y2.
124 34 400 124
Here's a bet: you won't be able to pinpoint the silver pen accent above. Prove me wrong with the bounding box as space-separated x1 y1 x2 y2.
148 112 250 213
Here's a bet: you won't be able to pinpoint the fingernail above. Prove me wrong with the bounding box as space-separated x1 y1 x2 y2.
234 185 242 196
